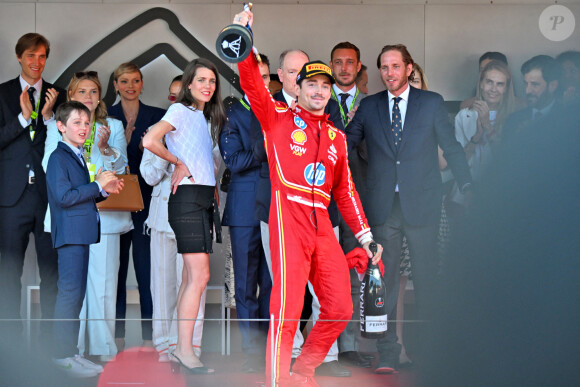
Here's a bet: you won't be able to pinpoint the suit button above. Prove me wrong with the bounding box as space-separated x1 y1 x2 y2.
396 161 401 165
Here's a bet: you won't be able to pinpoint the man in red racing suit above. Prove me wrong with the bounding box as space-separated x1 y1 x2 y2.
235 11 382 387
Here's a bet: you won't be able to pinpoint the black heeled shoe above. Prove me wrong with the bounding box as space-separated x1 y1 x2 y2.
170 351 215 375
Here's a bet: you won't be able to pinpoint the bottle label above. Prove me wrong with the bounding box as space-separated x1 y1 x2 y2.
365 314 388 333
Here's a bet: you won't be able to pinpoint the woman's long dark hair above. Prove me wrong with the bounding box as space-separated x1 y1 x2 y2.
177 58 226 143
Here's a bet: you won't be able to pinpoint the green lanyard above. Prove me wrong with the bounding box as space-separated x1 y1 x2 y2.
331 88 358 126
239 98 251 111
29 87 41 140
83 121 97 162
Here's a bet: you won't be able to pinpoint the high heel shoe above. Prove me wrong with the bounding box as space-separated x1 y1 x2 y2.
169 351 215 375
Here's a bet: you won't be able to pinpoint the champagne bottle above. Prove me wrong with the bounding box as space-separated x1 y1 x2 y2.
360 242 388 338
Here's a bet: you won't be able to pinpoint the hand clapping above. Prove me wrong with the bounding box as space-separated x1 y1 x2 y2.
95 167 124 194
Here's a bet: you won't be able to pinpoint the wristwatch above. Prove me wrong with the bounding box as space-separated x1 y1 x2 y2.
102 147 112 156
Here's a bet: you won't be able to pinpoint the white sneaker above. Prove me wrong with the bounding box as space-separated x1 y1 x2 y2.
53 356 99 378
73 354 104 373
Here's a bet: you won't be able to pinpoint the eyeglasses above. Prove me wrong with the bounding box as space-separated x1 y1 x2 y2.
168 95 177 102
74 71 98 79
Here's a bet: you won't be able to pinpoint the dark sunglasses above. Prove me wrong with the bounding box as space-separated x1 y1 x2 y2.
74 71 98 78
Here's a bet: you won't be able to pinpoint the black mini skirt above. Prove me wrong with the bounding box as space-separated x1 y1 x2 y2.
168 185 221 254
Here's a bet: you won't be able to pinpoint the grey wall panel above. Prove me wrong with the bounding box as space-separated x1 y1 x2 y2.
426 4 580 100
251 4 425 95
34 3 232 107
0 4 37 79
2 2 577 101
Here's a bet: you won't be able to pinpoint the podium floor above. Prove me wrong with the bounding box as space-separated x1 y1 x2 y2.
97 348 416 387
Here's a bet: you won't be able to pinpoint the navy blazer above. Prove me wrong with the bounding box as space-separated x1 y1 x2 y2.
0 77 66 207
220 98 262 227
347 86 472 227
46 142 104 248
252 91 345 224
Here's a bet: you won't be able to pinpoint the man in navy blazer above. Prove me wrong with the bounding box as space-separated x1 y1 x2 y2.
0 33 66 336
347 44 472 373
47 101 123 377
220 54 273 373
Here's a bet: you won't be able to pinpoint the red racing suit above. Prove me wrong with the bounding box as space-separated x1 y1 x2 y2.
239 54 372 385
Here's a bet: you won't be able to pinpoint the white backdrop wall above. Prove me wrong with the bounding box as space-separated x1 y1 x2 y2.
1 1 579 108
3 0 579 296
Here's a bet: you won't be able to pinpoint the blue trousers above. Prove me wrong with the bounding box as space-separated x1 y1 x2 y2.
53 244 89 358
230 225 272 355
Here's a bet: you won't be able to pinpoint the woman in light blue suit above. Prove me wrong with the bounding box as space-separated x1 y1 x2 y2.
43 72 132 361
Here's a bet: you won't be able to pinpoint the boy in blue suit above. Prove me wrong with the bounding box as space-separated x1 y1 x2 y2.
46 101 123 378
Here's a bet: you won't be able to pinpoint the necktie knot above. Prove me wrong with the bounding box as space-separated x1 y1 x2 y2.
339 93 349 106
393 96 401 105
27 87 36 105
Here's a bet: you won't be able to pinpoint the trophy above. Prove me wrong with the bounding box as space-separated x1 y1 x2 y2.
216 3 258 63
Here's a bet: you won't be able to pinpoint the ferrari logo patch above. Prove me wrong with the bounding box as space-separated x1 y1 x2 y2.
328 129 336 141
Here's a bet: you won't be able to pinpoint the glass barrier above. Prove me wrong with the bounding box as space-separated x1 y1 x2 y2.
1 307 423 387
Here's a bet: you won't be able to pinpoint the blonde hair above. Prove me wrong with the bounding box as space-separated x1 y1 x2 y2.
113 62 143 83
475 60 516 130
67 71 108 126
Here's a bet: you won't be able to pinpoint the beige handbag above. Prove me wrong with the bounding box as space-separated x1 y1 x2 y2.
97 167 144 212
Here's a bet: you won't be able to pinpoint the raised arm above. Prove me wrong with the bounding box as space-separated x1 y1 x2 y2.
235 10 287 132
143 115 192 194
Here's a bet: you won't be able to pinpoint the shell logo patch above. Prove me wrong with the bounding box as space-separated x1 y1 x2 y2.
291 129 307 145
294 116 307 130
328 128 336 141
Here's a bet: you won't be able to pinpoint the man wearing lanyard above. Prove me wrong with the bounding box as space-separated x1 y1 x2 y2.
219 54 273 374
0 33 65 343
330 42 366 128
328 41 373 369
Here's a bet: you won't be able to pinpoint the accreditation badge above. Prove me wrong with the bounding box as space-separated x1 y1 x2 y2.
87 162 96 182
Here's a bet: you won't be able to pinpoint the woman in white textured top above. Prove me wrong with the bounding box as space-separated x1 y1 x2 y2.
143 58 226 374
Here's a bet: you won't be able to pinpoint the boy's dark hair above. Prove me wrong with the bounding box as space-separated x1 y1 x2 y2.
55 101 91 135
